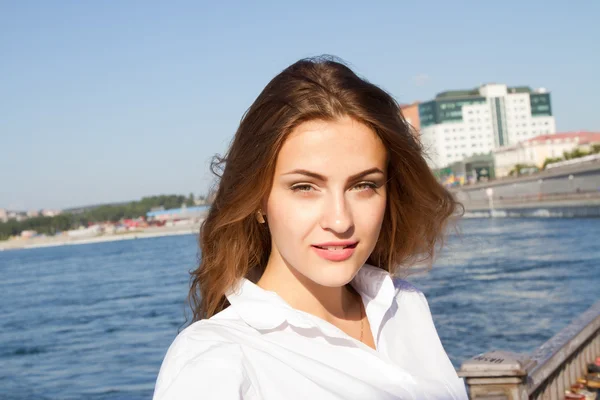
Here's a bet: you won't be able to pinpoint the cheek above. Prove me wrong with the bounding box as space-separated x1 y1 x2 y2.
266 191 316 241
355 193 387 235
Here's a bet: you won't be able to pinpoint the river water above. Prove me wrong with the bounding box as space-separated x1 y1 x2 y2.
1 218 599 399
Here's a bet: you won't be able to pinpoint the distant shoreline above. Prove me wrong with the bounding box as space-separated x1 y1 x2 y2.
0 225 200 252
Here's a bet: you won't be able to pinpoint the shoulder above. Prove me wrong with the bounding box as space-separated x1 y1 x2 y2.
390 276 435 315
153 309 257 400
392 276 427 301
391 276 422 294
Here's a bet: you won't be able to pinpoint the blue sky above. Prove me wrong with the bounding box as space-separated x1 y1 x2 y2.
2 1 599 210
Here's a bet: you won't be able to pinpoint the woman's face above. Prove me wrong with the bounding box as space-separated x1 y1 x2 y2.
265 116 388 288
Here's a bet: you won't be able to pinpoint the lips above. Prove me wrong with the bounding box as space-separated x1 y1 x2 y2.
312 240 358 249
311 241 358 261
312 244 357 250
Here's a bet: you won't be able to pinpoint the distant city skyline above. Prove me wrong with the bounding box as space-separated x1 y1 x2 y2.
2 1 599 210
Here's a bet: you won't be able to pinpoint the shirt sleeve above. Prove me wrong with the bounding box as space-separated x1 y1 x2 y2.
394 278 469 400
153 333 255 400
414 289 469 400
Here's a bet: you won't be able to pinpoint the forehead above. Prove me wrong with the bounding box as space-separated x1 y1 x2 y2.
275 117 387 176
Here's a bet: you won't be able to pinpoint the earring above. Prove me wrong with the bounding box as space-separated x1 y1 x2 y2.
256 210 266 224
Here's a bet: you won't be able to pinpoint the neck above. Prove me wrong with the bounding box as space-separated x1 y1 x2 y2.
257 252 357 323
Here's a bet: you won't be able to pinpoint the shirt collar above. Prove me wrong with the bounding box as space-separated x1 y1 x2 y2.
224 264 397 337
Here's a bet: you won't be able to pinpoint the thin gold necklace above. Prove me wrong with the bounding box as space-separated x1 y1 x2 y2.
348 286 364 343
358 295 364 343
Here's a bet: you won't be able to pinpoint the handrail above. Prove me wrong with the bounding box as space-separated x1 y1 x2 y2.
527 301 600 395
458 300 600 399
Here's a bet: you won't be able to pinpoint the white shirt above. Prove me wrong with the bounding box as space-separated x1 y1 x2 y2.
153 264 468 399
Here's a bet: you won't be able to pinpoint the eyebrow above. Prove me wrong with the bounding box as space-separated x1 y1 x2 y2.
282 167 385 182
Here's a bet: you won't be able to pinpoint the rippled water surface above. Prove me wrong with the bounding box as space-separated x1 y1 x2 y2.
1 218 599 399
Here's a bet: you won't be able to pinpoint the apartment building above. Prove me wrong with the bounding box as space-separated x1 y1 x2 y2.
419 84 556 168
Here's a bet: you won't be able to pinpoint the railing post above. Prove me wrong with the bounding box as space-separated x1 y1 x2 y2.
458 351 537 400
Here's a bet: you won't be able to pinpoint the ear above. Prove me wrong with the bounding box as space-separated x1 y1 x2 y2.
260 196 269 217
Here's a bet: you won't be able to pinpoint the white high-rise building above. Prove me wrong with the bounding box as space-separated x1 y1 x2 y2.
418 84 556 168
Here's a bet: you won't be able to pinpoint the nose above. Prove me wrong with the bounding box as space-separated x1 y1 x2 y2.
320 191 354 235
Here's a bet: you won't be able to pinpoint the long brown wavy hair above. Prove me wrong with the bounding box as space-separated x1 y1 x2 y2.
188 56 460 321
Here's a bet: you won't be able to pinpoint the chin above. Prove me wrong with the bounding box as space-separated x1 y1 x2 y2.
308 259 363 288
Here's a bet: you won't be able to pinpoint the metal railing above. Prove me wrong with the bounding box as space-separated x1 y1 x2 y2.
458 300 600 399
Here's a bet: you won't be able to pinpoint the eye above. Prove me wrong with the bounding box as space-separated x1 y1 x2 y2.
290 184 315 193
352 181 378 191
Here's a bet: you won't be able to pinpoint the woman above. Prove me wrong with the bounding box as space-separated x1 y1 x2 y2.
153 56 467 400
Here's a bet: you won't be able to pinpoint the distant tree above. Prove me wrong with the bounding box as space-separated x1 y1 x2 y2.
0 219 20 240
564 148 590 161
187 192 195 206
542 157 563 169
569 148 588 159
509 163 537 176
